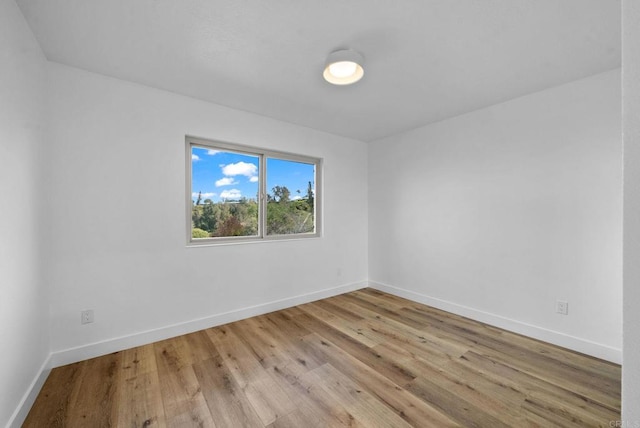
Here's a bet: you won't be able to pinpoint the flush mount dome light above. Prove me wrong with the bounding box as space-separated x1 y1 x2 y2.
323 49 365 85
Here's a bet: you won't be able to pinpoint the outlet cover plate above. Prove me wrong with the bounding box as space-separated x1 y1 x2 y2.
81 310 94 324
556 301 569 315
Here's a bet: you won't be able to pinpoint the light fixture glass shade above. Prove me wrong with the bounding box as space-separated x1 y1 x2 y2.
323 49 364 85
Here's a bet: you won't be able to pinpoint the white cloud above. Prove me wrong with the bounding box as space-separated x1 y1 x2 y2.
249 176 259 183
192 192 216 199
222 161 257 178
192 154 200 161
220 189 242 200
207 149 220 156
291 195 303 201
215 177 238 187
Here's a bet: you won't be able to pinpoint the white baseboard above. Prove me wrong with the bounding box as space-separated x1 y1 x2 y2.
7 354 51 428
50 281 367 368
368 281 622 364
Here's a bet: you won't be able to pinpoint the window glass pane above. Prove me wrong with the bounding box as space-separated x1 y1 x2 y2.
191 146 259 238
266 158 315 235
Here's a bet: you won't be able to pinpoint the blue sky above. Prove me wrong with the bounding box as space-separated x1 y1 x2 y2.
191 146 315 203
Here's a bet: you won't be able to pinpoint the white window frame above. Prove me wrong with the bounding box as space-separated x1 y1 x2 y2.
186 136 322 245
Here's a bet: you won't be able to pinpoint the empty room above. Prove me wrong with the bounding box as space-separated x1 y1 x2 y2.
2 0 640 426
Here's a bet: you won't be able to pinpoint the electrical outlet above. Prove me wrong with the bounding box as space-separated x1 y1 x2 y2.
556 301 569 315
81 310 94 324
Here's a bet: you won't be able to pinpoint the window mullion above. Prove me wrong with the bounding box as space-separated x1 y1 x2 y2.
260 153 267 238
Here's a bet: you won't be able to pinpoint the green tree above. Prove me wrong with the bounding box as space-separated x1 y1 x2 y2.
306 181 314 211
213 216 245 237
266 185 313 235
192 227 209 238
272 186 290 203
200 199 217 232
267 200 293 235
191 189 310 238
192 204 203 230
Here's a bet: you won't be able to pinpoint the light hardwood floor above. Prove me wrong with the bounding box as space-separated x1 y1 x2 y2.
24 288 621 427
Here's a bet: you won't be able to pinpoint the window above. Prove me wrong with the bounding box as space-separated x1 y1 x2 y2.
186 137 321 244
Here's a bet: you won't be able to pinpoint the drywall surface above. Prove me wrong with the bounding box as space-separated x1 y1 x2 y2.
623 0 640 421
369 70 622 361
0 0 49 426
45 63 368 359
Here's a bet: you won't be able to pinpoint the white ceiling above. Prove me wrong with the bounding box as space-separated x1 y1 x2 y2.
16 0 621 142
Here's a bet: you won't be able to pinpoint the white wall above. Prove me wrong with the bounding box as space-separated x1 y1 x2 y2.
2 1 628 422
45 63 368 364
369 70 622 362
623 0 640 421
0 0 49 426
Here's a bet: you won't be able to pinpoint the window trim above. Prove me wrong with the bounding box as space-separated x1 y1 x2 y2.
186 136 322 246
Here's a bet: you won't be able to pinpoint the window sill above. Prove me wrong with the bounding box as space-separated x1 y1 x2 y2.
186 233 321 248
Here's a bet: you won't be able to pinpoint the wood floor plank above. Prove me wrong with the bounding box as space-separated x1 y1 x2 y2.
302 301 384 347
279 379 361 428
22 362 84 427
295 310 419 386
192 357 263 428
463 340 619 410
400 300 620 380
116 370 167 428
118 342 166 427
66 352 121 427
265 408 322 428
458 350 620 421
330 294 471 357
402 355 529 426
406 375 513 428
182 330 223 364
400 304 621 409
234 315 323 379
288 364 370 427
205 324 297 425
337 292 431 331
337 306 459 358
521 389 617 427
303 363 414 427
313 298 366 323
265 309 312 339
153 340 216 427
121 343 158 377
297 332 462 427
25 288 621 427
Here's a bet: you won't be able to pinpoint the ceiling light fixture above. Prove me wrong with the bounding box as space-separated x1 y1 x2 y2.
323 49 365 85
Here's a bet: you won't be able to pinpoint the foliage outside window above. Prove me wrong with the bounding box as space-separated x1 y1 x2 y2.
186 137 321 244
